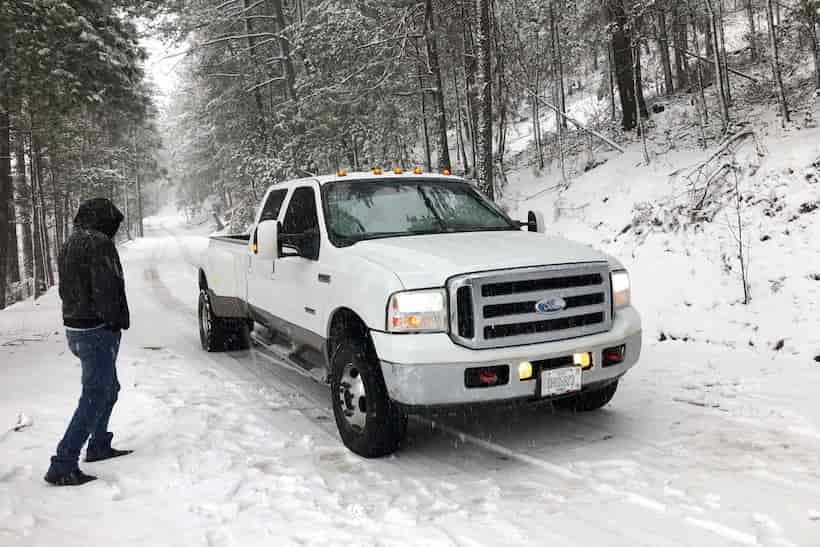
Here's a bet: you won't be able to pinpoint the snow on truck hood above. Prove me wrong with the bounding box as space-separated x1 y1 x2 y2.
349 230 613 289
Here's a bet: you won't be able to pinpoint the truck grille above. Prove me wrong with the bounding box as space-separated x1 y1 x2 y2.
448 263 612 349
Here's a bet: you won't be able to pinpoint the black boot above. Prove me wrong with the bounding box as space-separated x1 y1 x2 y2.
44 469 98 486
85 448 133 463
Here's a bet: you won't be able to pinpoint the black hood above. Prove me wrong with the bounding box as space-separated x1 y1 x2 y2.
74 198 124 238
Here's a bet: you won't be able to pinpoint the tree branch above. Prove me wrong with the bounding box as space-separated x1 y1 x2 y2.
535 96 626 153
674 47 759 82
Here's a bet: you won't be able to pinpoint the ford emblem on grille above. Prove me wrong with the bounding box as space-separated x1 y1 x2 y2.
535 297 567 313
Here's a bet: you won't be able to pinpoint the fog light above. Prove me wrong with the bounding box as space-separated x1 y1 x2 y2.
602 345 625 367
465 365 509 388
519 361 533 380
573 352 592 369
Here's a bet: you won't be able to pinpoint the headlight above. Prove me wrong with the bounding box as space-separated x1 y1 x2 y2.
611 270 631 309
387 289 448 333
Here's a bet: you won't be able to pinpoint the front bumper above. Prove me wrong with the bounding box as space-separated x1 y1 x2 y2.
372 306 641 407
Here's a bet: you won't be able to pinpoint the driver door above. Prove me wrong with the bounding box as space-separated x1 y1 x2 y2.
248 188 288 321
275 183 327 348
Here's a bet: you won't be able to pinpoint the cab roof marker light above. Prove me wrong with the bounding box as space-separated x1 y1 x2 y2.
394 167 404 175
337 169 347 177
373 167 382 175
441 168 451 176
414 167 424 175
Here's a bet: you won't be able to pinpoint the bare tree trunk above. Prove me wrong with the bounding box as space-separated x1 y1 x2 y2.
8 155 20 285
0 90 10 308
424 0 451 171
592 40 599 71
706 0 730 131
746 0 758 61
657 2 675 94
492 0 507 168
716 0 731 103
532 89 545 170
689 0 709 130
121 153 132 240
800 0 820 88
766 0 790 125
16 132 32 281
608 42 617 121
811 25 820 89
704 13 715 59
452 70 470 172
62 186 70 242
549 0 567 130
416 58 432 171
462 67 477 175
634 42 651 164
476 0 494 199
133 127 144 237
673 2 689 89
455 99 464 170
30 171 40 299
29 135 49 294
607 0 648 131
462 0 479 173
48 163 63 246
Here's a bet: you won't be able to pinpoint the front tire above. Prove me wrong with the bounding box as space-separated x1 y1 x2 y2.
330 334 406 458
553 380 619 412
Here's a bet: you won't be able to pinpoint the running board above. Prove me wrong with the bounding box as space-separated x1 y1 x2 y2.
250 329 328 385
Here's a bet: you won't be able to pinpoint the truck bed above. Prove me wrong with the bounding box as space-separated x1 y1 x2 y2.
203 233 251 318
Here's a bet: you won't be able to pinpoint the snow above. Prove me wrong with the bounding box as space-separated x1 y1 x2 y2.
3 125 820 546
506 93 609 156
502 119 820 363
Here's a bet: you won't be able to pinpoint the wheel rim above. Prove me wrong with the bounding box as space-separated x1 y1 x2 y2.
338 361 367 432
200 296 212 343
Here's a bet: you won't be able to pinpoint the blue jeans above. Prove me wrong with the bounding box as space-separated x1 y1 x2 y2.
48 326 122 475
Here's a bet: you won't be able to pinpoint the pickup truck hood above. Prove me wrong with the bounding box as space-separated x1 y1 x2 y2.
349 231 612 289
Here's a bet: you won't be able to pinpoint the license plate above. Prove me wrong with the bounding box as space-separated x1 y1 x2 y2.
541 367 582 397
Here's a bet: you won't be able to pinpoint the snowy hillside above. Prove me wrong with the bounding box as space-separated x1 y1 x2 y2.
503 116 820 363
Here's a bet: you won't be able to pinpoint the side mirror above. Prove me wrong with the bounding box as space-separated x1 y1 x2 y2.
526 210 546 233
255 220 278 260
278 221 301 258
278 227 320 261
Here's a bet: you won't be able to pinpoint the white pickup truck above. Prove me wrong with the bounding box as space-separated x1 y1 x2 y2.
198 171 641 457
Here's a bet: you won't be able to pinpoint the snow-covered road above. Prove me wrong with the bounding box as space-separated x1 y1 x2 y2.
2 219 819 546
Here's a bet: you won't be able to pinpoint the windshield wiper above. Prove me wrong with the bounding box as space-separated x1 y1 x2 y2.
416 186 448 231
354 229 440 241
332 229 440 245
443 225 517 232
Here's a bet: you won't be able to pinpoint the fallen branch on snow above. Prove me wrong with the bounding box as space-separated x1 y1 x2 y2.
534 96 626 154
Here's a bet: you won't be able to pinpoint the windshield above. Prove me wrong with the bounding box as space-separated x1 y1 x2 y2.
324 180 517 245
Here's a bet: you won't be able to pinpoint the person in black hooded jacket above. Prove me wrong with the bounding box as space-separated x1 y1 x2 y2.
45 198 133 486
